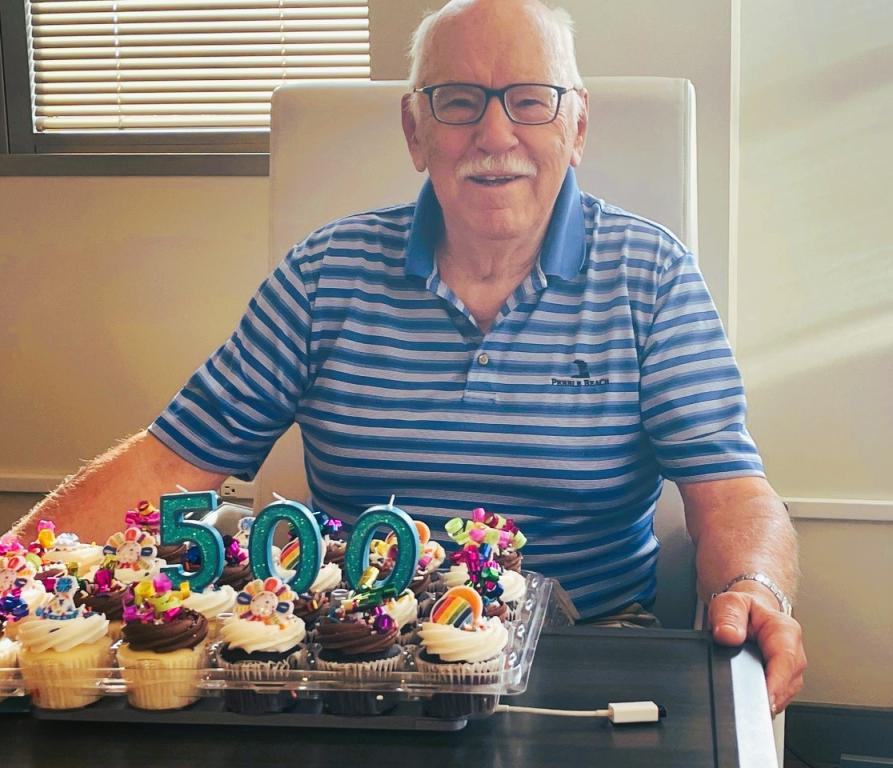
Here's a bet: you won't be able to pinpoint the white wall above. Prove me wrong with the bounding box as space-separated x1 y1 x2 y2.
737 0 893 706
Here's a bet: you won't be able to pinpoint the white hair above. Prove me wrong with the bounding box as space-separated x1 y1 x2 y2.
407 0 584 123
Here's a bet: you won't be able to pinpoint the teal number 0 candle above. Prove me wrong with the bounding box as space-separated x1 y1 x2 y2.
248 500 323 594
344 502 420 594
160 491 224 593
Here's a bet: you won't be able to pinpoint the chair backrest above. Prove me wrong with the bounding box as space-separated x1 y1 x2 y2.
261 76 699 628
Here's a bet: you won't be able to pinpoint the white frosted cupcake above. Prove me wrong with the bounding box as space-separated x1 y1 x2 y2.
217 577 309 714
444 562 526 616
416 586 509 718
44 533 104 577
182 585 237 641
0 554 49 640
18 576 111 709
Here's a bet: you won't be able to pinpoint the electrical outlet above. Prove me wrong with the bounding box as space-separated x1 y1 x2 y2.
220 477 256 500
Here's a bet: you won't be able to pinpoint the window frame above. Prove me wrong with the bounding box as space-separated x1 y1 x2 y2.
0 1 303 177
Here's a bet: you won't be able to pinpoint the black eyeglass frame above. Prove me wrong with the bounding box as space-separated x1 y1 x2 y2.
412 82 579 125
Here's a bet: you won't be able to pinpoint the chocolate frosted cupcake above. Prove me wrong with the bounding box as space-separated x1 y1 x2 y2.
74 564 128 641
217 536 252 591
315 578 404 715
116 575 209 710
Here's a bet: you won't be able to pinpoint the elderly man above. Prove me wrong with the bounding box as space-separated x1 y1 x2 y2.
13 0 804 713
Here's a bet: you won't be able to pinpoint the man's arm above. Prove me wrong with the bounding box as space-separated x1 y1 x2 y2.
680 475 807 714
10 430 227 545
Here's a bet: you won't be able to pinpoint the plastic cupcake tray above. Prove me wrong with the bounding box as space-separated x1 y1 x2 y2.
0 572 552 731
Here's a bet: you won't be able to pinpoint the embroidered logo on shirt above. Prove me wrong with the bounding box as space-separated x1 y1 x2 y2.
551 360 609 388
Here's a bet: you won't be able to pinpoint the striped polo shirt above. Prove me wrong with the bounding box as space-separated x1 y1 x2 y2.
149 168 764 620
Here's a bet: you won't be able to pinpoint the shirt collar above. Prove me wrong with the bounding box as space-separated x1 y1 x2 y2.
405 167 586 282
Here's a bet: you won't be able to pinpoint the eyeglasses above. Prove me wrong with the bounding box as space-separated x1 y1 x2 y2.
413 82 577 125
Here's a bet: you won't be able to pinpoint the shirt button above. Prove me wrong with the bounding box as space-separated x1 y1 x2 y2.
477 353 490 366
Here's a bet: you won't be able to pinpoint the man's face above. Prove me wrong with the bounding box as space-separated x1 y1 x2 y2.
402 3 588 245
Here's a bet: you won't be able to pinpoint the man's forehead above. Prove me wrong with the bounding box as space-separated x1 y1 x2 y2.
421 8 561 85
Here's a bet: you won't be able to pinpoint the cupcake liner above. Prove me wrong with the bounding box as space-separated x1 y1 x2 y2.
116 641 207 710
19 637 111 710
313 648 404 679
0 639 21 699
217 647 316 715
107 621 123 643
414 652 506 719
414 652 506 685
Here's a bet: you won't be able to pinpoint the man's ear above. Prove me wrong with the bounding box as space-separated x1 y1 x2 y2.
570 88 589 168
402 93 428 173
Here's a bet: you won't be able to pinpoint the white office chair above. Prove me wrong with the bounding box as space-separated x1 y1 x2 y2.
261 76 699 628
259 77 783 765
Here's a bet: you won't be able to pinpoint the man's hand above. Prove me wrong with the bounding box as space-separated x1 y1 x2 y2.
709 588 807 715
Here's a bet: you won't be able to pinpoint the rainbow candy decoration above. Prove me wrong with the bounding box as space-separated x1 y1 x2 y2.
278 537 302 572
431 586 483 629
234 577 297 626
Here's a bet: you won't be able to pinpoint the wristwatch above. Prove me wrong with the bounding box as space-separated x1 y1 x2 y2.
712 572 793 616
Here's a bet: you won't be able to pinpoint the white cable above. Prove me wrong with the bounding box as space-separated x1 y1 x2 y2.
495 705 611 718
496 701 666 724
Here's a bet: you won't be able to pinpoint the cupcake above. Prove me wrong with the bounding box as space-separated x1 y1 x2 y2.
43 532 104 578
315 570 404 715
416 586 509 718
444 558 527 621
0 554 48 640
104 526 165 586
315 509 346 566
18 576 112 710
124 500 189 563
116 575 209 710
217 577 314 715
217 536 252 591
74 563 129 641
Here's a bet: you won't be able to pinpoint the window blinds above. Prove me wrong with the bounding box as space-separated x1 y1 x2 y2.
27 0 370 131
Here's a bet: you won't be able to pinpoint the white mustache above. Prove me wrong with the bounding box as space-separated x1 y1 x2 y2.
456 154 538 180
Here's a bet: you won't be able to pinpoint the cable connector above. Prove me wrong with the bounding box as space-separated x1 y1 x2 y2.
495 700 667 724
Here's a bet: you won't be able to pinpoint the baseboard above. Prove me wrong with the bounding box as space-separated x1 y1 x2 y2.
785 703 893 767
784 498 893 523
0 474 63 493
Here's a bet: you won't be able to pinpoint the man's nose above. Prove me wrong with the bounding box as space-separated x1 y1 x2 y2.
473 95 520 155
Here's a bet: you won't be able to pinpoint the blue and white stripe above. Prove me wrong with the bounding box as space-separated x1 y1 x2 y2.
150 168 763 619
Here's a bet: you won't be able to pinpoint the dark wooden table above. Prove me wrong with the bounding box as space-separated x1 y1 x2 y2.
3 627 776 767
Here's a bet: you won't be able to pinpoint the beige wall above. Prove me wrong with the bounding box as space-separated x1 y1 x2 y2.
737 0 893 706
0 177 269 481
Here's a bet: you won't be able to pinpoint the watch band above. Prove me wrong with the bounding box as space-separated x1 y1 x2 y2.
711 572 793 616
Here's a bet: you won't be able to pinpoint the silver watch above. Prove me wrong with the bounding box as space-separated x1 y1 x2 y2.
712 572 793 616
